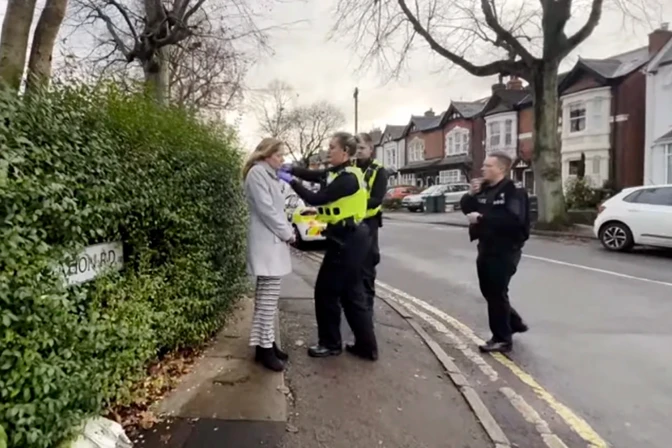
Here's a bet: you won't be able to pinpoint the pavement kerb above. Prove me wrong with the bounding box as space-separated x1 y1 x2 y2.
382 296 511 448
384 214 597 240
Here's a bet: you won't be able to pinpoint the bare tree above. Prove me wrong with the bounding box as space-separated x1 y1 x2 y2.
332 0 657 226
253 80 346 163
25 0 70 94
286 101 346 164
254 79 298 139
167 35 246 111
70 0 214 104
0 0 38 90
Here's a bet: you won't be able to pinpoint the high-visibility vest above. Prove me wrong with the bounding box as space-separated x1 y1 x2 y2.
363 160 382 218
318 166 367 224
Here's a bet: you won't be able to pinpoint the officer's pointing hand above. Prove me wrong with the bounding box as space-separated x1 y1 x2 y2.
469 178 483 195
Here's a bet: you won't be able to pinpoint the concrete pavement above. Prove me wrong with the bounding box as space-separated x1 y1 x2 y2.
138 254 496 447
375 219 672 448
279 255 492 448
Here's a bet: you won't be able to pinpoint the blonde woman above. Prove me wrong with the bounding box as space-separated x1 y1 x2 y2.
243 138 295 372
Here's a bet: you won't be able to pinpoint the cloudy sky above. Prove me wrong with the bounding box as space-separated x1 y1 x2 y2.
2 0 670 149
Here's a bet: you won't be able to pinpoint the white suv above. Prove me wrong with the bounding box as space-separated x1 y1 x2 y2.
594 185 672 251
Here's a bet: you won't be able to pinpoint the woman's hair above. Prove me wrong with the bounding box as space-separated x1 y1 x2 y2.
242 137 284 179
356 132 373 146
332 131 358 157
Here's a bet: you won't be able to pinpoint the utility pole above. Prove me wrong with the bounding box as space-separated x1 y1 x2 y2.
353 87 359 134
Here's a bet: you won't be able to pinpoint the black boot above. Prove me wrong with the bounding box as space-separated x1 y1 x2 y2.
307 344 342 358
273 342 289 361
478 340 512 353
255 346 285 372
346 343 378 361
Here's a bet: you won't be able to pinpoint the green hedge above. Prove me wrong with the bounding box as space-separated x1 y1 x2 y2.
0 86 248 447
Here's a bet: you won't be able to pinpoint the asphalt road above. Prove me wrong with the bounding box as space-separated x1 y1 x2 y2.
376 220 672 448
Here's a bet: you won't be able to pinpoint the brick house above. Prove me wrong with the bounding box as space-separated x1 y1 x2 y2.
398 109 445 187
478 78 533 189
558 45 656 189
437 101 487 184
511 96 536 193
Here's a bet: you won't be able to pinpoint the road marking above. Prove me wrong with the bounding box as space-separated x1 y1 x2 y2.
500 387 569 448
374 280 609 448
522 254 672 288
379 290 498 382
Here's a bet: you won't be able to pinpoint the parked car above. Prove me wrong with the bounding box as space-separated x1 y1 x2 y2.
594 184 672 251
284 193 326 246
385 185 421 201
402 183 470 212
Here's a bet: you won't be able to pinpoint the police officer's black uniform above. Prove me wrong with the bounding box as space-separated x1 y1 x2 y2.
460 178 530 352
288 163 379 360
356 158 388 312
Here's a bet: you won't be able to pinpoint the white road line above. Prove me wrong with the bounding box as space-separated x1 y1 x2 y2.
376 280 486 346
500 387 569 448
378 290 498 382
522 254 672 288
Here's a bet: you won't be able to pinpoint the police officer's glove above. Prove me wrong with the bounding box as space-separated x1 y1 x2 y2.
278 170 294 184
280 163 293 173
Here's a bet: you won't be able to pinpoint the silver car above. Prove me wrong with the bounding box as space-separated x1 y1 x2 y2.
402 183 470 212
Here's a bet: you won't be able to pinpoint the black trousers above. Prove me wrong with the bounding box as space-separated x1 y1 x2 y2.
314 224 377 352
476 249 525 344
362 218 381 313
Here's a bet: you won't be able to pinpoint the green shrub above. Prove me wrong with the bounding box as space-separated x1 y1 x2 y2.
564 177 606 210
0 86 248 447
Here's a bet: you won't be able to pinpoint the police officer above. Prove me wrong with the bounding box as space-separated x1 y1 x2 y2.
279 132 378 361
459 151 530 354
355 133 388 313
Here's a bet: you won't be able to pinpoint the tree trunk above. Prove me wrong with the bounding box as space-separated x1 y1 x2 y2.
143 48 169 105
25 0 68 94
0 0 38 90
530 60 568 228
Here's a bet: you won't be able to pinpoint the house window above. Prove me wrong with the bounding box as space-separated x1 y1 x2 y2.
592 156 601 175
488 122 501 149
666 144 672 184
569 103 586 133
386 147 397 168
569 160 580 175
439 169 462 184
409 138 425 162
445 128 470 156
504 119 513 145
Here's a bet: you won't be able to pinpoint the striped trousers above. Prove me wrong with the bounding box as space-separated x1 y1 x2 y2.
249 276 282 349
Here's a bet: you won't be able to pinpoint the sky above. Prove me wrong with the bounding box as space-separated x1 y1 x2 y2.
1 0 671 150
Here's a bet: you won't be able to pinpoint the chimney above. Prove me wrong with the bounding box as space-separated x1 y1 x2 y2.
506 75 523 90
649 23 672 56
424 109 435 117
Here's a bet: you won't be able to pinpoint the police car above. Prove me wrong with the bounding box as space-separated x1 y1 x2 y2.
284 193 327 246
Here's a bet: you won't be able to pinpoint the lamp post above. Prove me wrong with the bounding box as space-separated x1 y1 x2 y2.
353 87 359 134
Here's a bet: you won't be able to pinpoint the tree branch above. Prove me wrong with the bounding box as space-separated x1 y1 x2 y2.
563 0 603 55
396 0 527 77
479 0 534 64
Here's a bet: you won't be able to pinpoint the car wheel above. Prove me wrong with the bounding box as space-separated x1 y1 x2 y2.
599 222 634 252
